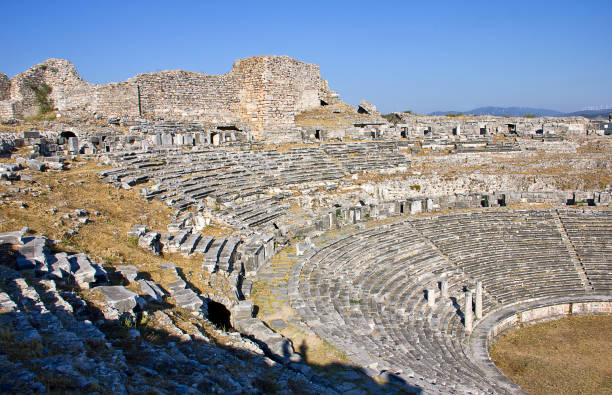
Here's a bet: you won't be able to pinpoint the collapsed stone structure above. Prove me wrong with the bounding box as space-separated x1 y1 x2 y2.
0 230 334 394
385 112 593 139
0 56 335 133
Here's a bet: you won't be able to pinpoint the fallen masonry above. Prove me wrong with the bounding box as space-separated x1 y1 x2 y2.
0 232 345 394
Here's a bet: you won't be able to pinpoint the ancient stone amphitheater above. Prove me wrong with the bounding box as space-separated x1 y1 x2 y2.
0 56 610 394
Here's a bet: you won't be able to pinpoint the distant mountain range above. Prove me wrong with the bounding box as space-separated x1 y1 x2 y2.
428 106 612 120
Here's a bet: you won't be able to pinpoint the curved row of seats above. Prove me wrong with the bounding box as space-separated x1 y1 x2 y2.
290 209 610 393
558 209 612 291
101 143 409 229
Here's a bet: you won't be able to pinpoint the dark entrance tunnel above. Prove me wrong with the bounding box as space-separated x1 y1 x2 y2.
208 300 232 331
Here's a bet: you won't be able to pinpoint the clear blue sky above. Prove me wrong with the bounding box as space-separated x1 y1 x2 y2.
2 1 611 114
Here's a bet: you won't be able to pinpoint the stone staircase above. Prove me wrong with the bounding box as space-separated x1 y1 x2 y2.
553 209 594 292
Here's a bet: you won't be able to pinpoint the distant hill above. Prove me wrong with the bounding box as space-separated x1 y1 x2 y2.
429 106 612 120
564 109 612 120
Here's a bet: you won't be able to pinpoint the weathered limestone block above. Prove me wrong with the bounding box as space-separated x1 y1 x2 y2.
202 238 226 273
180 232 202 257
475 281 483 319
116 265 138 283
357 100 380 115
67 137 78 153
138 231 161 255
217 236 241 273
127 224 147 238
138 279 165 303
98 285 138 314
0 230 25 246
440 279 449 299
231 300 299 362
427 286 436 307
71 253 106 288
172 289 203 312
242 241 264 276
26 159 45 171
16 237 49 270
410 200 422 215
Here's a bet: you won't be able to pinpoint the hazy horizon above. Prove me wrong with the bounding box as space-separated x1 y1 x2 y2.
2 0 611 114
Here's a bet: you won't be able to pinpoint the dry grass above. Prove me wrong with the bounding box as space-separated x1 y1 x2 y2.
490 315 612 395
577 139 612 154
0 158 234 302
294 99 384 131
0 156 251 350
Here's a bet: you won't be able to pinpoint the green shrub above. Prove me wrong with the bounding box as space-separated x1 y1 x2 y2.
524 113 536 118
28 82 54 115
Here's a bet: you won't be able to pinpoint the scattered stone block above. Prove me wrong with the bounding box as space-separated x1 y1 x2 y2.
138 279 165 303
127 224 147 238
138 231 161 255
0 230 25 246
71 253 106 288
116 265 138 282
16 237 49 270
98 285 138 314
172 289 203 312
269 319 287 330
26 159 44 171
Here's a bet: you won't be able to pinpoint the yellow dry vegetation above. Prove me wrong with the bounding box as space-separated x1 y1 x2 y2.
295 99 384 131
490 315 612 395
0 158 239 342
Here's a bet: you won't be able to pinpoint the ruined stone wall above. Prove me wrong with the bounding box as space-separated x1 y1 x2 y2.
234 56 331 130
0 73 10 101
392 113 590 137
0 73 12 118
92 71 244 124
0 101 14 118
4 56 334 131
6 59 93 118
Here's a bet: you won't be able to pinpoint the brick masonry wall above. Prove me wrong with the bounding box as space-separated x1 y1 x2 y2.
4 56 334 131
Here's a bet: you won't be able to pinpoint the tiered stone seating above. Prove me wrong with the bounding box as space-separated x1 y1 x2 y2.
290 209 608 393
291 221 511 393
0 264 130 392
558 209 612 291
454 141 521 153
322 141 408 173
102 146 354 228
411 210 587 304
